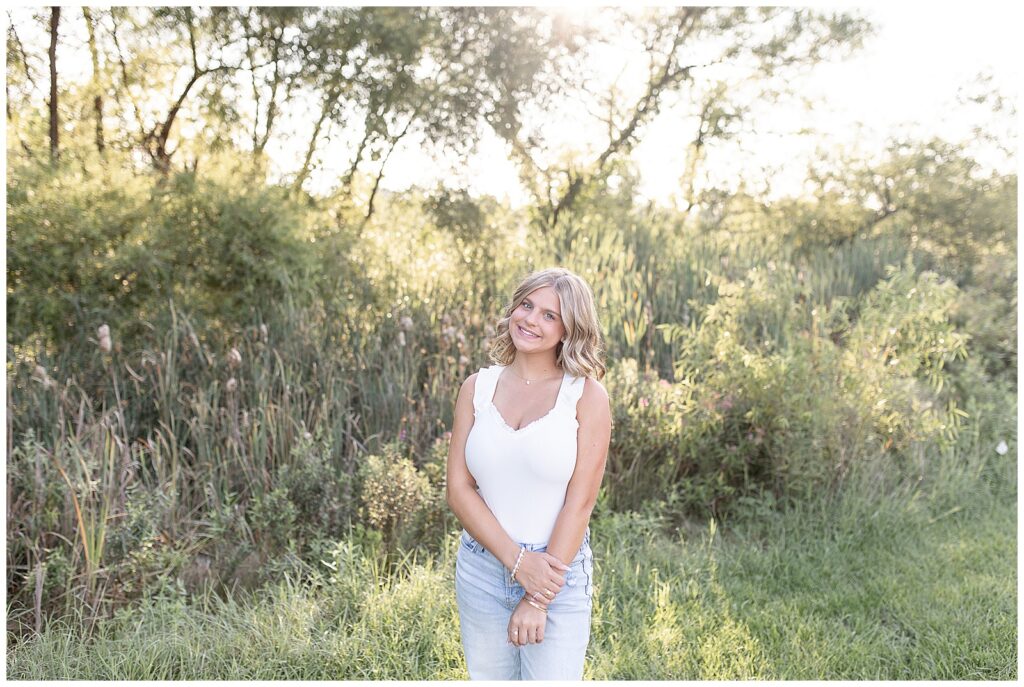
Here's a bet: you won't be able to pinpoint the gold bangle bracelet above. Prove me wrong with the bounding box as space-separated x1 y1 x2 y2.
526 599 548 614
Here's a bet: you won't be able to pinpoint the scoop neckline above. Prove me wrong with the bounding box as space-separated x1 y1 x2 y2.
488 365 569 434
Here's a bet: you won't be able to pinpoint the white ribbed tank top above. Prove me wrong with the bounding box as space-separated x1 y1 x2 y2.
464 363 587 545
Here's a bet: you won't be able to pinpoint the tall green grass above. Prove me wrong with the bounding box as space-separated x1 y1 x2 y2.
7 435 1015 679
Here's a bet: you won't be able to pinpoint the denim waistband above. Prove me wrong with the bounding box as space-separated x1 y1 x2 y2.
461 526 591 555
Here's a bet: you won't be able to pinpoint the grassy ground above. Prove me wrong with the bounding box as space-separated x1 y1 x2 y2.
589 493 1015 679
7 466 1016 680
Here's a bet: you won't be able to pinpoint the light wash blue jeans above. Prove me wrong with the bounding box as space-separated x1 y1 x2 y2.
455 528 594 680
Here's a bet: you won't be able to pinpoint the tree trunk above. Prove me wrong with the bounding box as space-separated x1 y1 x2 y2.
82 7 105 155
292 92 336 193
48 7 60 163
152 69 202 172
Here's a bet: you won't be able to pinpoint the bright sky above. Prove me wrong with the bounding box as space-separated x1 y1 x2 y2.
6 4 1020 206
367 3 1020 207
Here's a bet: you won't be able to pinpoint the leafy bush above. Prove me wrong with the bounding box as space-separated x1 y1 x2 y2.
276 431 356 544
607 258 971 519
358 443 443 553
6 159 317 352
246 486 299 556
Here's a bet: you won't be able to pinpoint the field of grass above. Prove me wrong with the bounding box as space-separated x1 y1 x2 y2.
8 454 1015 680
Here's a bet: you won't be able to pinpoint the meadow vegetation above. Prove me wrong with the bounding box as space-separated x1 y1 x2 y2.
6 6 1016 679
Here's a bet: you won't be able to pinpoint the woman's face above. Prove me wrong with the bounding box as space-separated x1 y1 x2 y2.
510 286 567 351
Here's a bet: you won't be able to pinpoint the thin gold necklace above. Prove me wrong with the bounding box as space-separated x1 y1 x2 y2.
506 365 562 385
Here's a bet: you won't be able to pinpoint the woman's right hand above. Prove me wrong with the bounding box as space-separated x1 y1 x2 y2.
514 550 570 604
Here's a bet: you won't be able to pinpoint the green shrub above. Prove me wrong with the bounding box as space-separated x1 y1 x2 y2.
358 443 436 553
276 431 355 545
607 257 973 519
246 487 298 556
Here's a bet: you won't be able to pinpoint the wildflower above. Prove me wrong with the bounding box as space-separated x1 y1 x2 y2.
639 397 649 409
227 348 242 368
459 355 470 367
659 379 671 387
97 324 112 353
399 428 407 442
226 377 237 393
442 325 457 341
399 316 414 331
996 440 1008 455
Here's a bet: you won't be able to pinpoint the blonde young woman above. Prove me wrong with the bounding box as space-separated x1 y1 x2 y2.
446 267 611 680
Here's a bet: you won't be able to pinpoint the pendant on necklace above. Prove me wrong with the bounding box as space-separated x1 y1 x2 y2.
525 380 531 385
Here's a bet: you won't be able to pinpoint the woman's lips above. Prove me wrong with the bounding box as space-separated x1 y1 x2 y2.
517 325 540 339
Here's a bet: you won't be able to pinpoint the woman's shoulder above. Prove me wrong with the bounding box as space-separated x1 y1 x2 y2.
578 376 609 406
459 364 500 394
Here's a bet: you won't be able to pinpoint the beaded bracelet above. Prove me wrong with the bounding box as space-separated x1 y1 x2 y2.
509 546 526 585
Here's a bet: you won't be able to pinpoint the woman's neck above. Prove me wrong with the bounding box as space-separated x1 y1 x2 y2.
509 353 561 381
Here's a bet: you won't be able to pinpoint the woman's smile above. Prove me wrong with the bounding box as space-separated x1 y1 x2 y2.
517 324 541 340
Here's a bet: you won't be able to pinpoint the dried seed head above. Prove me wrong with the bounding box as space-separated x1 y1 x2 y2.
399 316 414 331
397 331 406 347
228 348 242 368
97 324 112 353
226 377 238 393
459 355 470 367
32 364 56 389
259 324 268 342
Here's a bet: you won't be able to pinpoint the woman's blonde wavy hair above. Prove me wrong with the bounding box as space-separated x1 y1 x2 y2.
488 267 606 380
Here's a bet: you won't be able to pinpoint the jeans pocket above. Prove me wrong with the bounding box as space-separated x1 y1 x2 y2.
460 530 481 554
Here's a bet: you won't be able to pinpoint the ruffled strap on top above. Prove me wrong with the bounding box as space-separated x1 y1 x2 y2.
472 364 502 414
556 371 587 411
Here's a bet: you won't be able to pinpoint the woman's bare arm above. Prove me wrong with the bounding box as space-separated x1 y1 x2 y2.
543 377 612 567
446 373 526 571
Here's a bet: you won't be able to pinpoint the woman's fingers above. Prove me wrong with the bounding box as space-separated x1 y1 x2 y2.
515 551 573 600
541 552 571 572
